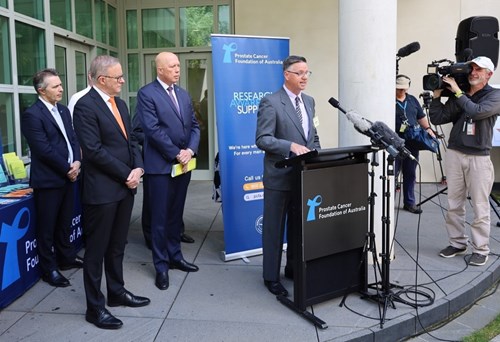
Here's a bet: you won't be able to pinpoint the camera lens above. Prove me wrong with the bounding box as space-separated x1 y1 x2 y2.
423 74 442 91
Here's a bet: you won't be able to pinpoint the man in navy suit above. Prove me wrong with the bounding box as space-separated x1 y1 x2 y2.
256 55 321 297
136 52 200 291
73 55 150 329
21 68 83 288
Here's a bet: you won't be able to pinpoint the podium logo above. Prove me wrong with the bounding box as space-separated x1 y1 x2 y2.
255 215 263 234
222 42 237 63
0 207 30 290
306 195 322 221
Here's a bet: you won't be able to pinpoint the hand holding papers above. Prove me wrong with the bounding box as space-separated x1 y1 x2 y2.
171 158 196 177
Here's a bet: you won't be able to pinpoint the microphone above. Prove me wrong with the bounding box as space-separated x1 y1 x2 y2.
370 121 416 161
328 97 416 160
463 48 474 61
397 42 420 58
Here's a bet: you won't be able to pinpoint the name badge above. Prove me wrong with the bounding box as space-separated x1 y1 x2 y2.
313 116 320 128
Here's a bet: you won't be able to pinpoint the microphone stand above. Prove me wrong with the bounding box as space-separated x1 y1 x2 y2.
362 151 404 328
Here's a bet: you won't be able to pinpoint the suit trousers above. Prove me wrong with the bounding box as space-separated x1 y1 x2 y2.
82 193 134 310
262 187 294 282
33 183 77 273
148 173 191 273
444 149 494 255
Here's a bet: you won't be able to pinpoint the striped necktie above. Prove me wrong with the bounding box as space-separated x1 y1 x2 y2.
295 96 303 125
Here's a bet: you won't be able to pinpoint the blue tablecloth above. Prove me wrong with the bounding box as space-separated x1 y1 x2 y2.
0 183 83 308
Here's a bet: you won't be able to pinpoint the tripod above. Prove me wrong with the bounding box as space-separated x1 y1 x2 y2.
363 151 405 328
340 150 382 307
417 91 448 207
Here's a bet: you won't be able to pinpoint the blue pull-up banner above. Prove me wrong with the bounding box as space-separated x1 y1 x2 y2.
211 34 289 261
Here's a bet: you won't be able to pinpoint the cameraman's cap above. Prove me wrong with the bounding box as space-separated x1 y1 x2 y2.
396 75 410 90
467 56 495 71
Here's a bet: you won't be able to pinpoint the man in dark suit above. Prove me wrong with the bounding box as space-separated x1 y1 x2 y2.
21 68 83 288
256 55 321 297
73 55 150 330
131 115 195 250
136 52 200 291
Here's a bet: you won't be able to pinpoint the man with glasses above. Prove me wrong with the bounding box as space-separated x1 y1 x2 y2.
73 55 150 329
256 55 321 296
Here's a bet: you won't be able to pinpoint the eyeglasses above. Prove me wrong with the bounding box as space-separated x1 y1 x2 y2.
100 75 125 81
286 70 312 78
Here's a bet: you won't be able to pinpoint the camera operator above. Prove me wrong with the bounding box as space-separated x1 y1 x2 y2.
429 56 500 266
395 75 435 214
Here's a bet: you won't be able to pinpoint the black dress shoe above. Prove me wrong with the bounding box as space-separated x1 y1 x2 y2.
403 204 423 214
264 280 288 297
108 289 151 307
181 233 195 243
59 256 84 271
155 272 169 290
42 270 70 287
284 266 294 280
170 259 199 272
85 307 123 330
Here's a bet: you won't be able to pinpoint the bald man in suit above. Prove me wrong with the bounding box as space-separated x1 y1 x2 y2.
256 55 321 297
136 52 200 291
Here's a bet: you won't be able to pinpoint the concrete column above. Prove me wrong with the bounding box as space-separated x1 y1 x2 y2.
338 0 398 261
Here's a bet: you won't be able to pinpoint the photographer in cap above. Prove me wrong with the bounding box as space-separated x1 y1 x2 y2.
395 75 435 214
429 56 500 266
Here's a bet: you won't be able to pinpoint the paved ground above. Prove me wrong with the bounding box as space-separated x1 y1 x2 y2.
1 181 499 341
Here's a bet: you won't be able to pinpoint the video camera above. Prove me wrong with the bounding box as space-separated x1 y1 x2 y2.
422 59 471 96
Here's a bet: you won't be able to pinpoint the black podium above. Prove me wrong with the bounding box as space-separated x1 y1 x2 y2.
276 145 373 328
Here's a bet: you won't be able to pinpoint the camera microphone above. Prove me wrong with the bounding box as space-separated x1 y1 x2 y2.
328 97 416 161
397 41 421 58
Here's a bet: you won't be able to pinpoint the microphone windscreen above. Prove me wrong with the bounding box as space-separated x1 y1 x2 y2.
346 110 371 132
371 121 405 148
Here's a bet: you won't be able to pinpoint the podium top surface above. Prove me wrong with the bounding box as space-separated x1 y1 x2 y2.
275 145 374 168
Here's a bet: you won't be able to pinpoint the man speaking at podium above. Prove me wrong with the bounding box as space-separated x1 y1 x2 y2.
256 55 321 296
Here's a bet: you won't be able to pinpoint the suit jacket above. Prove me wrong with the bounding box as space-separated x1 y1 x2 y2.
73 87 143 205
21 99 81 189
256 87 321 191
136 80 200 174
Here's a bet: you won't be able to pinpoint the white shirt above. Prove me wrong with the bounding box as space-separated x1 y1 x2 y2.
68 86 91 116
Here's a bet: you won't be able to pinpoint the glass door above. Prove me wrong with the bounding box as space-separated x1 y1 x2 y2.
144 53 214 180
54 37 91 106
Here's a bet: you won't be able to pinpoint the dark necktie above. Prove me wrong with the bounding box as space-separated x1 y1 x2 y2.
167 86 180 112
295 96 303 125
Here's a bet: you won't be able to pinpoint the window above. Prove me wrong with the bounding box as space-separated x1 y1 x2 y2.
95 0 106 43
142 8 175 48
108 5 117 47
0 16 11 84
0 94 14 153
50 0 72 31
75 51 87 92
15 21 46 86
128 54 139 93
218 5 230 34
126 10 138 49
75 0 93 39
19 93 38 156
55 46 68 105
14 0 44 21
0 0 7 9
180 6 213 47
